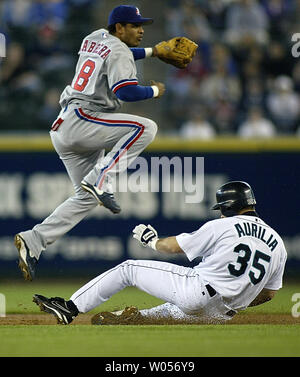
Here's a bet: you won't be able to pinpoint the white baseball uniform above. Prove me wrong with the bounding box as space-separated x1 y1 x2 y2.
70 214 287 323
18 29 157 258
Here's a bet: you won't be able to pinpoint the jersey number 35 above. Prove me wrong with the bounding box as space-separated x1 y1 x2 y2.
228 243 271 285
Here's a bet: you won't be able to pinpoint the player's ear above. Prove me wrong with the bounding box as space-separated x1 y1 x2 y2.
115 22 126 35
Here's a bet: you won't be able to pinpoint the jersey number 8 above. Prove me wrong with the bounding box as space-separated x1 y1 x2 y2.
73 59 96 92
228 243 271 285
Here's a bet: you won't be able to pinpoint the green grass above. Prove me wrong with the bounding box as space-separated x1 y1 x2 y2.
0 279 300 357
0 324 299 357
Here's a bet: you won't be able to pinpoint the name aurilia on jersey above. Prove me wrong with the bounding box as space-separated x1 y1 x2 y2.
234 219 278 251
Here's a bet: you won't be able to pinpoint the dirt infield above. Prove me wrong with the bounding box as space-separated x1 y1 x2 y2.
0 313 298 325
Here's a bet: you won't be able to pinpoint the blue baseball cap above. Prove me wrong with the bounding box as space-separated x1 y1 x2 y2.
108 5 153 27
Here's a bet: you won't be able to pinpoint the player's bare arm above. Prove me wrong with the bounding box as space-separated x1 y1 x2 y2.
155 236 184 254
248 289 277 307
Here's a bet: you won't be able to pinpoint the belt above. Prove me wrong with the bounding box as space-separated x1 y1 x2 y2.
205 284 217 297
204 284 236 318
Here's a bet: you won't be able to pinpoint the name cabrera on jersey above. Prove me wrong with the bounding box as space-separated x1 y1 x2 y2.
176 215 287 311
59 29 138 111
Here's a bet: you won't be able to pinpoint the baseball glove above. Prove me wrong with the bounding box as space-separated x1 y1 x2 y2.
154 37 198 69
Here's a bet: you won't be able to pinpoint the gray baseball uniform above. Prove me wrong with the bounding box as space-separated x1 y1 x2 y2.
18 29 157 258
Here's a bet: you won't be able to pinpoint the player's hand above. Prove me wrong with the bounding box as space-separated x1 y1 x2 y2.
150 80 165 98
132 224 158 249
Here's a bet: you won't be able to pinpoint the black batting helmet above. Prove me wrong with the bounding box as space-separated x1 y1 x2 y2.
211 181 256 217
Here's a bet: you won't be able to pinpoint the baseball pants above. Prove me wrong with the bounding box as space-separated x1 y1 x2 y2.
19 105 157 258
70 259 235 322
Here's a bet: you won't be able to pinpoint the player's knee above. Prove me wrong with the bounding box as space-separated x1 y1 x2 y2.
143 119 158 143
120 259 137 270
118 259 136 285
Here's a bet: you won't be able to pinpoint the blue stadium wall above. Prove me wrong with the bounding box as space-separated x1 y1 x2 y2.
0 136 299 279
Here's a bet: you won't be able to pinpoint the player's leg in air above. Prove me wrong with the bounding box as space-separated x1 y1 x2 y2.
15 107 157 281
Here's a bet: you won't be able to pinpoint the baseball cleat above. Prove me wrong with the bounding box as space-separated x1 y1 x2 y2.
81 180 121 214
33 294 79 325
15 234 38 281
91 306 141 325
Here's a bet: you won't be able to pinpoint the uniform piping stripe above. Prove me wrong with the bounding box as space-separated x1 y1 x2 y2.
71 263 200 302
75 108 145 189
112 79 138 93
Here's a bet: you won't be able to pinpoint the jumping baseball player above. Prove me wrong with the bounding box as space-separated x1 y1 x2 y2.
14 5 198 281
33 181 287 325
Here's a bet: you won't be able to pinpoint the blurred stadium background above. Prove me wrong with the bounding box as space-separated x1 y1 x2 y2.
0 0 299 280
